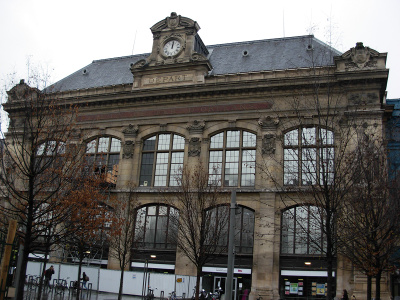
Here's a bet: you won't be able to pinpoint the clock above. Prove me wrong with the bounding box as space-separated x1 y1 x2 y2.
163 39 182 57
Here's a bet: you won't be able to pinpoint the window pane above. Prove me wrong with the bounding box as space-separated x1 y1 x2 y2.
226 131 240 148
320 128 334 145
158 134 171 150
242 150 255 186
281 209 295 254
210 133 224 148
172 135 185 150
284 149 298 185
320 147 334 184
302 127 316 145
302 148 317 185
143 136 156 151
294 206 308 254
110 138 121 152
284 129 298 146
243 132 256 147
86 140 97 153
225 150 239 186
139 153 154 186
98 137 109 153
169 152 184 186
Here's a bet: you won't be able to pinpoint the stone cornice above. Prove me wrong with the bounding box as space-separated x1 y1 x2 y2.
3 66 386 114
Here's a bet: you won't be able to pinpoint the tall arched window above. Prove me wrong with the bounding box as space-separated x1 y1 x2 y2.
209 130 256 187
86 136 121 184
134 204 178 249
139 133 185 187
281 205 326 255
283 127 334 185
208 205 255 254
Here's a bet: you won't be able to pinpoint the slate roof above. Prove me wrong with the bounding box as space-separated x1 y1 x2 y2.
45 35 341 93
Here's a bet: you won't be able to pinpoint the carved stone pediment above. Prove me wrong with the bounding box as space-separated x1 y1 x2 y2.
151 12 200 33
6 79 40 103
335 42 386 72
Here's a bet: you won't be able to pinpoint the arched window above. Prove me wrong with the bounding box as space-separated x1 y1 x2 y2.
139 133 185 187
209 130 256 187
36 140 66 170
134 204 178 249
208 205 255 254
283 127 334 185
86 136 121 184
281 206 326 255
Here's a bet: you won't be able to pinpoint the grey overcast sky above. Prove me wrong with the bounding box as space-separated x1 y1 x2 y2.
1 0 399 102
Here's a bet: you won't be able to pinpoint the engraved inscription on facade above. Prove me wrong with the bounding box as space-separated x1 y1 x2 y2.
143 74 193 86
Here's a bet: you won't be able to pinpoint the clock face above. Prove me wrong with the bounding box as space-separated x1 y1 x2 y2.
163 40 182 57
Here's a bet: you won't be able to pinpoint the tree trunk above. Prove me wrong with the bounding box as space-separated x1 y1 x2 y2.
375 271 382 300
195 266 202 300
76 254 83 300
367 275 372 300
15 247 29 300
118 267 125 300
36 261 47 300
327 256 333 300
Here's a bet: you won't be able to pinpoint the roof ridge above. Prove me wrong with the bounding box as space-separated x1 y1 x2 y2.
92 53 150 63
206 35 315 49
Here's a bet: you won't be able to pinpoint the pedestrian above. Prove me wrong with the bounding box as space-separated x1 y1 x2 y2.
342 289 349 300
82 272 89 289
44 265 54 287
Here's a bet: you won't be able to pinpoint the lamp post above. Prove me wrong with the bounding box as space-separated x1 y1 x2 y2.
226 191 236 300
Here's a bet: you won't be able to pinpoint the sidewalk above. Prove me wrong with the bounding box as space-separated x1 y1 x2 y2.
6 287 143 300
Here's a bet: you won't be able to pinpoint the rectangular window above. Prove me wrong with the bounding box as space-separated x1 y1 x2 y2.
241 150 255 186
302 148 317 185
281 210 295 254
224 150 239 186
284 149 299 185
169 152 184 186
154 153 168 186
139 153 154 186
209 151 222 185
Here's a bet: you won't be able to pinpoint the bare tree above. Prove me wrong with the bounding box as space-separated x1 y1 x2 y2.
107 184 144 300
337 133 400 300
0 77 86 300
256 41 379 300
161 164 229 300
62 172 110 299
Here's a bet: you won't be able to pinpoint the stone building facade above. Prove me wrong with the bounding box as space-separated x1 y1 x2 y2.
5 13 392 300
